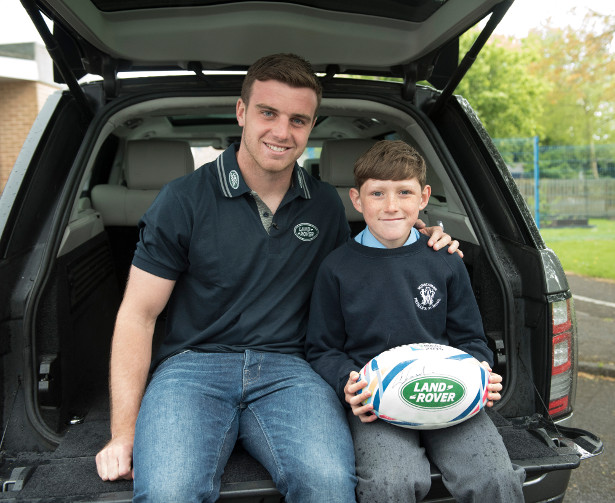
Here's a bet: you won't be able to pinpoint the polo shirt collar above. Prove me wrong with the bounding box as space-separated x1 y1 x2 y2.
215 143 311 200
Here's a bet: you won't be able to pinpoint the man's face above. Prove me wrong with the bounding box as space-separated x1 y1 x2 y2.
350 178 431 248
236 79 318 176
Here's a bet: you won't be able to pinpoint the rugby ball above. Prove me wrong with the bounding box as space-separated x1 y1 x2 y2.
357 343 490 430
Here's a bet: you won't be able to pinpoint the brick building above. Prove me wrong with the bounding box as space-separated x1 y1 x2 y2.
0 43 60 193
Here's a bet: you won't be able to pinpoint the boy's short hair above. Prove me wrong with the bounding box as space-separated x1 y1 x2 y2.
354 140 426 189
241 53 322 109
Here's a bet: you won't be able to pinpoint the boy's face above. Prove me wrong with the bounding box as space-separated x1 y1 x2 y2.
350 178 431 249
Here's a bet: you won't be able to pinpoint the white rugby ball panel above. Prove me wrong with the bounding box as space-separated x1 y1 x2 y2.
357 343 490 429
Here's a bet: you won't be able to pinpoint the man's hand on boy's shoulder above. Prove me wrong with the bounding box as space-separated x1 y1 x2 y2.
481 362 503 408
415 219 464 258
345 371 378 423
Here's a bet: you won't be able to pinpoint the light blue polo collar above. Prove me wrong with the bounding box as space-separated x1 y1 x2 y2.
355 226 420 248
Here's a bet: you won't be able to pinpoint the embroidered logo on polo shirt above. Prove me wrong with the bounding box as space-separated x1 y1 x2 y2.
294 223 319 241
414 283 441 310
229 170 240 190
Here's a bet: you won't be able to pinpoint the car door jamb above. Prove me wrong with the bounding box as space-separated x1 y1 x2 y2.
428 0 514 118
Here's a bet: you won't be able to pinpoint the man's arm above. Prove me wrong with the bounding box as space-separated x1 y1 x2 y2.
95 265 175 481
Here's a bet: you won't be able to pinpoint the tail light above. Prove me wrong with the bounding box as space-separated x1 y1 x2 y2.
549 297 577 418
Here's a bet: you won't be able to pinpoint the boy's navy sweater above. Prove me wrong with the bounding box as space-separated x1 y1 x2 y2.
305 234 493 403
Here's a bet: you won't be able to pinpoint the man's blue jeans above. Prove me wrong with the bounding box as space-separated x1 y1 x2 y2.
132 350 357 502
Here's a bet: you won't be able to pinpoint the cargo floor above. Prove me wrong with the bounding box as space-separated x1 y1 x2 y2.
0 402 569 502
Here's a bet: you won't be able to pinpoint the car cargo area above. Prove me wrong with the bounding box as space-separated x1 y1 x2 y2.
0 89 600 502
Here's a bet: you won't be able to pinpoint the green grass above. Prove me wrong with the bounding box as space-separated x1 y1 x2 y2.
539 219 615 280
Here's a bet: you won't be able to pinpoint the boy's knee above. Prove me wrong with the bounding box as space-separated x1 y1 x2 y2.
355 470 430 503
451 463 525 503
358 476 429 503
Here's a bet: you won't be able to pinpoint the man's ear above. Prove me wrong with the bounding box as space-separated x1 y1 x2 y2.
349 187 363 214
419 185 431 211
236 98 246 127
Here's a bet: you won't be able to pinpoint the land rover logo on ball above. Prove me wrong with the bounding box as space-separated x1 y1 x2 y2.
401 377 465 409
294 223 319 241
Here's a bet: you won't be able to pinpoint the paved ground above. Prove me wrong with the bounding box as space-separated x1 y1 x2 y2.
562 274 613 501
566 372 614 502
566 274 615 377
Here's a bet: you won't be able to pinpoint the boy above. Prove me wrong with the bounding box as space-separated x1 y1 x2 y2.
306 140 525 502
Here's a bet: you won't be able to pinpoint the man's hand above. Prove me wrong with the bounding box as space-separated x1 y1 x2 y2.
96 435 134 481
415 219 463 258
344 371 378 423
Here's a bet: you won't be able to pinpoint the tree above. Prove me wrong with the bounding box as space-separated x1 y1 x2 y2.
455 29 549 139
525 11 615 177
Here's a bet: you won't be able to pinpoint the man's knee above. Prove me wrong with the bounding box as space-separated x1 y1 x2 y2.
285 463 357 503
133 482 217 503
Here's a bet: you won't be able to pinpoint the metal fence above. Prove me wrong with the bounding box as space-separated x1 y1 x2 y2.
493 138 615 226
515 178 615 225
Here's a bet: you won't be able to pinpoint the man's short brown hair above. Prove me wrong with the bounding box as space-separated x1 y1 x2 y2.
354 140 426 190
241 53 322 109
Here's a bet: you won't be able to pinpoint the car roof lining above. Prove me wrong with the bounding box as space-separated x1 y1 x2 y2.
70 95 476 245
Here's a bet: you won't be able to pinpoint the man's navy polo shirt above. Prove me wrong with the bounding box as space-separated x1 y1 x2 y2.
133 144 350 367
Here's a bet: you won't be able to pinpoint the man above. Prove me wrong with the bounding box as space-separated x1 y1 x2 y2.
95 53 455 502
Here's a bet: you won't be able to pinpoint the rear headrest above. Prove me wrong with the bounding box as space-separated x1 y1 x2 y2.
125 140 194 189
319 139 377 186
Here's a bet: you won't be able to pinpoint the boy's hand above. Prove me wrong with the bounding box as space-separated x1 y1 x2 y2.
415 219 463 258
481 362 502 407
344 371 378 423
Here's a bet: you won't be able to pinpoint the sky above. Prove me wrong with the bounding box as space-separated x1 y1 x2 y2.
494 0 614 38
1 0 614 44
